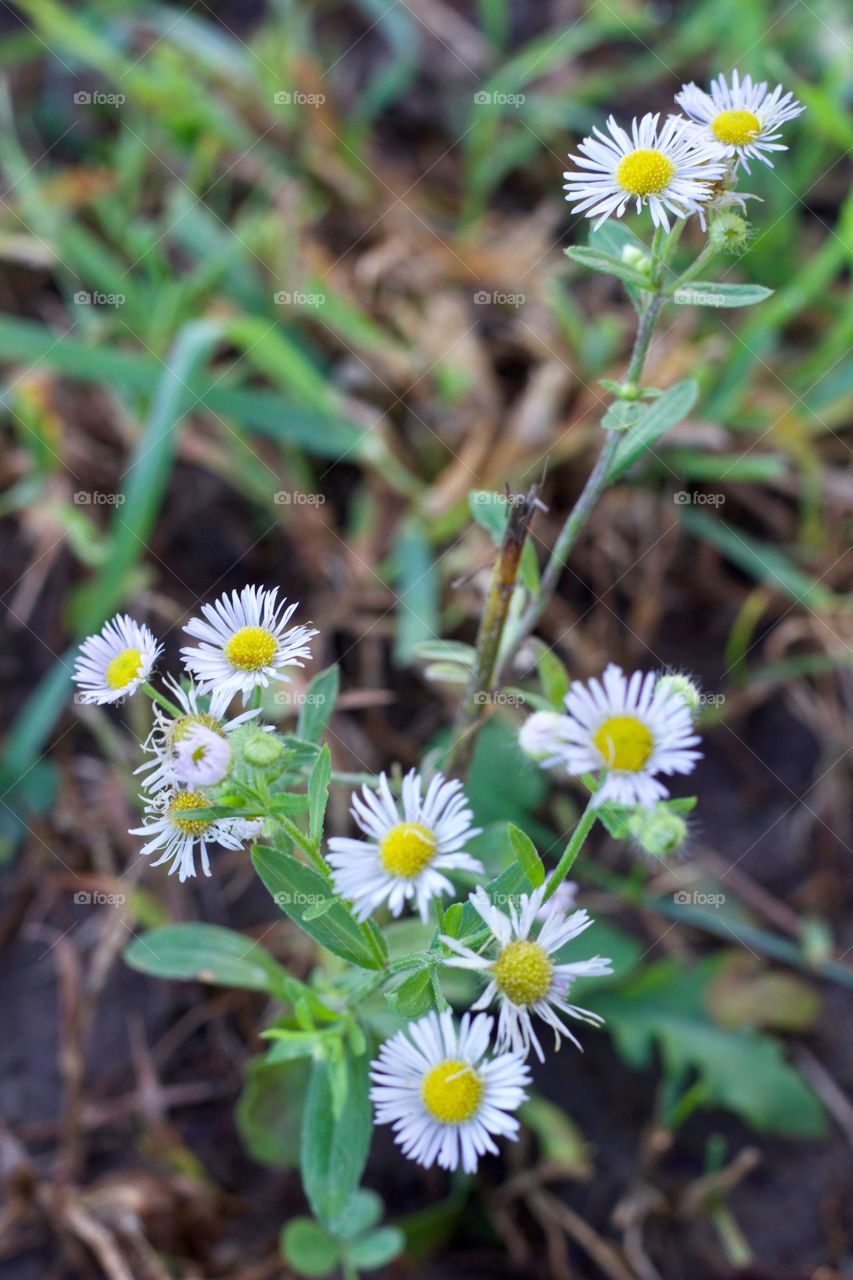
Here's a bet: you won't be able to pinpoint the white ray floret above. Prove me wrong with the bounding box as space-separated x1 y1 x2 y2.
73 615 162 706
442 885 612 1063
327 769 483 923
675 69 803 173
130 789 256 882
547 663 701 808
181 585 318 703
563 112 726 231
136 676 259 797
370 1010 531 1173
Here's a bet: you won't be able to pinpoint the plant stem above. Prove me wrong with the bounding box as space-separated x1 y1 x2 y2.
543 797 597 902
141 682 183 717
498 285 666 682
446 485 540 776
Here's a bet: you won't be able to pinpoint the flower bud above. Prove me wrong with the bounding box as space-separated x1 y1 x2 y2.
627 806 688 857
621 244 652 275
709 211 750 254
242 731 285 767
518 710 563 761
656 673 701 713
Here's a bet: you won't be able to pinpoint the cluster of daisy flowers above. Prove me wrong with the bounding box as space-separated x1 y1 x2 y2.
73 585 317 881
563 69 803 230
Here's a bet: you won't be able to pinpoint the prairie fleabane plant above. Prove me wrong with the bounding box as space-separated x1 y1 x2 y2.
70 68 812 1280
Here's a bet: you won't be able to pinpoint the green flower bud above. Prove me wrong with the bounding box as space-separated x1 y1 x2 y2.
656 673 701 713
621 244 652 275
709 212 750 254
242 731 285 767
627 806 688 857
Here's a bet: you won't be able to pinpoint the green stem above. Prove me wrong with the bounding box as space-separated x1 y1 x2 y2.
141 682 183 717
666 240 719 294
543 798 597 902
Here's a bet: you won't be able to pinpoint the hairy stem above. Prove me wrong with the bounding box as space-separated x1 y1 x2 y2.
543 797 597 902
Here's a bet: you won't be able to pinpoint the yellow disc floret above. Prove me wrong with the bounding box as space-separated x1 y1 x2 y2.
380 822 437 878
224 626 278 672
105 647 143 690
493 939 552 1006
615 149 675 197
421 1059 483 1124
169 791 212 836
711 109 760 146
593 715 654 772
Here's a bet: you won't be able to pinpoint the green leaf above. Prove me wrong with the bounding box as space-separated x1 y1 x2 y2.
308 745 331 845
601 399 647 431
298 665 339 743
332 1189 383 1240
237 1055 309 1168
413 640 476 666
566 245 652 289
387 967 434 1019
596 961 826 1137
252 845 385 970
124 923 288 995
533 642 570 709
302 1049 372 1229
671 281 774 307
281 1218 339 1277
392 518 439 665
607 379 699 482
347 1227 406 1269
507 824 545 888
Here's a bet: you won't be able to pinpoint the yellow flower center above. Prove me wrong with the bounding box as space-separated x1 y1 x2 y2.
172 713 223 743
169 791 211 836
711 109 761 146
379 822 437 878
105 647 143 690
615 148 675 197
492 939 552 1006
224 626 278 672
593 715 654 772
421 1059 483 1124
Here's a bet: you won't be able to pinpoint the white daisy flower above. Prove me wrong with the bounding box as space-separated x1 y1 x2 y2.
563 112 726 231
130 789 255 881
442 885 612 1063
675 70 804 174
173 723 232 787
73 615 161 706
327 770 484 923
181 585 318 703
518 709 564 762
547 663 701 808
136 676 259 797
370 1009 530 1173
